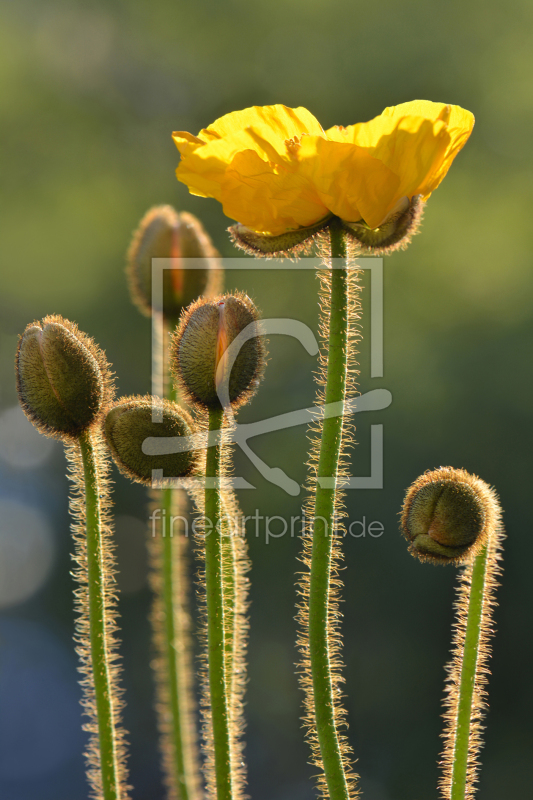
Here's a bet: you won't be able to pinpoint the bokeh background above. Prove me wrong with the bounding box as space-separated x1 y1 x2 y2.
1 1 533 798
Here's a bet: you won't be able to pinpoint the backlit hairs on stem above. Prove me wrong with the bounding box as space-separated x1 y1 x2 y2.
67 433 130 800
187 468 250 800
297 224 362 800
146 487 202 800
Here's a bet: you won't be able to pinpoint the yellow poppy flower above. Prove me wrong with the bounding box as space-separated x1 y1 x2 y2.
173 101 474 237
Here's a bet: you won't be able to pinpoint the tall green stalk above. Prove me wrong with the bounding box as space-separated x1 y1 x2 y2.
442 509 504 800
221 516 238 705
307 222 351 800
164 379 198 800
79 430 123 800
205 406 233 800
449 544 489 800
159 482 198 800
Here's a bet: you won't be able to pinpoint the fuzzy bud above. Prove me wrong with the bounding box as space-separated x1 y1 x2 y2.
127 205 222 320
170 293 266 410
400 467 497 565
16 315 112 440
341 196 424 254
103 396 198 484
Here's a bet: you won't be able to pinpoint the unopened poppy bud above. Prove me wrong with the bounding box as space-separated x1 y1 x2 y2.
341 195 424 254
127 205 222 320
170 293 266 410
400 467 496 565
16 315 112 440
103 396 198 484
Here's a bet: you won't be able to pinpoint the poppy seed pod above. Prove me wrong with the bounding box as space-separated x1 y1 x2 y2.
170 293 266 410
16 315 112 440
103 396 199 485
400 467 497 565
127 205 222 321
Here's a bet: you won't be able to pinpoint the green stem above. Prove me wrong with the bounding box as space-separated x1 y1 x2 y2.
79 430 121 800
159 368 198 800
221 501 237 700
161 483 194 800
308 222 350 800
205 406 232 800
450 543 489 800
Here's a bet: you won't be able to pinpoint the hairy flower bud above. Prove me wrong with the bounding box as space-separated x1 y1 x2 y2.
170 293 266 410
16 315 113 440
341 195 424 254
400 467 497 565
103 396 198 484
127 205 222 320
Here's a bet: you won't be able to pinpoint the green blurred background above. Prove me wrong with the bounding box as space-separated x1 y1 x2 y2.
1 0 532 798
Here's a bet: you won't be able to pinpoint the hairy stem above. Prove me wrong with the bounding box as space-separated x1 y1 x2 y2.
159 484 200 800
205 406 232 800
162 375 200 800
222 490 250 799
79 430 123 800
148 318 201 800
450 545 488 799
440 501 504 800
222 521 238 707
187 468 249 799
308 222 351 800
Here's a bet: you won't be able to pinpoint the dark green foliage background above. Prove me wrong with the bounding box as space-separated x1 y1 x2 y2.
1 1 532 798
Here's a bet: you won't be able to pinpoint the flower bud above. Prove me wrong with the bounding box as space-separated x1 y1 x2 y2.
126 205 222 320
341 195 424 254
170 293 266 410
103 396 198 484
400 467 496 565
16 315 112 440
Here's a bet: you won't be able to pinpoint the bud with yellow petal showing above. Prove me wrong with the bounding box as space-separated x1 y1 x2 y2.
15 315 113 441
127 205 222 321
170 293 266 411
400 467 497 565
103 395 199 485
